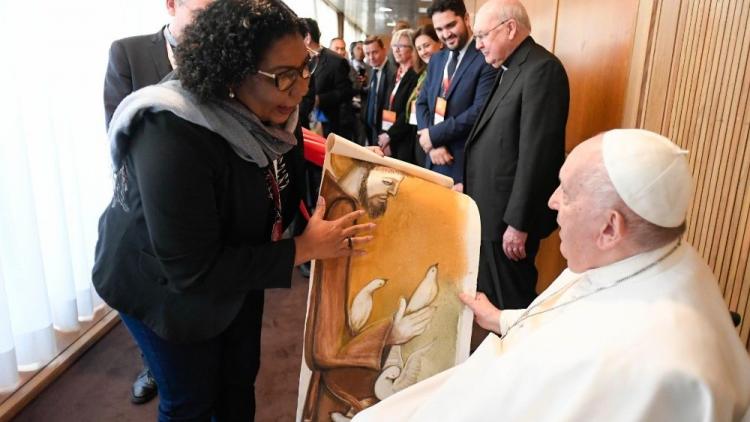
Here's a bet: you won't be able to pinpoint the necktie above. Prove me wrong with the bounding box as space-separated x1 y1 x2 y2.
367 68 379 127
447 51 459 80
443 52 460 96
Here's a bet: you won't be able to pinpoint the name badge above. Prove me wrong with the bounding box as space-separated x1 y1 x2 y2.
408 100 418 126
381 110 397 131
433 97 447 125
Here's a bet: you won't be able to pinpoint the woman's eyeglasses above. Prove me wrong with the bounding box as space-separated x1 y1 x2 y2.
256 48 319 91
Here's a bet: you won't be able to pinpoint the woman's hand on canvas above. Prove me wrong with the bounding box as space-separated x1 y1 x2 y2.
459 292 501 333
388 297 436 345
294 196 375 265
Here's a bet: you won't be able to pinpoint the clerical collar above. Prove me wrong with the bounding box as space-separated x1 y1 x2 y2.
583 239 684 290
501 35 532 69
164 25 178 48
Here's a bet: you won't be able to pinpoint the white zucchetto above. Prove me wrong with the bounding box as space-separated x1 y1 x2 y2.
602 129 692 228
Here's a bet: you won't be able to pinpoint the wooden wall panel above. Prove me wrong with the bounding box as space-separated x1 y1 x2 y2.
554 0 640 151
635 0 750 351
518 2 563 293
521 0 559 51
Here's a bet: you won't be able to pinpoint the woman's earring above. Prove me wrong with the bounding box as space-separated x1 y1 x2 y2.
228 88 235 99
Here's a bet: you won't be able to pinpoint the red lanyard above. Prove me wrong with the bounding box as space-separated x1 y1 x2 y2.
265 167 283 242
442 77 451 97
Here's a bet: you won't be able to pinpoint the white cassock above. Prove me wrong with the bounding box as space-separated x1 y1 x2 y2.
353 240 750 421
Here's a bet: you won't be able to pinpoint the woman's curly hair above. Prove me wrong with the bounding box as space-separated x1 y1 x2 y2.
176 0 307 101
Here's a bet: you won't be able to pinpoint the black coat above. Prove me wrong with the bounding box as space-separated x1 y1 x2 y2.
93 111 304 343
103 27 172 129
464 37 569 241
311 48 353 136
384 68 419 163
416 40 498 183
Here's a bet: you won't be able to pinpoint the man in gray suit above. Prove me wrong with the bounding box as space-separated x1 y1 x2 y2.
102 0 213 403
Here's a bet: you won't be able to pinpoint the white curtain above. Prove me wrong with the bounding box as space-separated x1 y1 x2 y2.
0 0 167 392
315 0 340 47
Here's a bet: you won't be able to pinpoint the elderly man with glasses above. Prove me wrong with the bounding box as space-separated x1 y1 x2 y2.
463 0 570 347
354 125 750 421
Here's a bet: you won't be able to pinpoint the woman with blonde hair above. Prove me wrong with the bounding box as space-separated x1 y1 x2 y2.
376 28 420 163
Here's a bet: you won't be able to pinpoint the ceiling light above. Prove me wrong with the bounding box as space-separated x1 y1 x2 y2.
379 7 393 12
418 7 428 13
386 21 396 27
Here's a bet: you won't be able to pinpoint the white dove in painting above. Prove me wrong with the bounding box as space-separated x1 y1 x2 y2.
373 339 436 400
373 264 441 401
406 264 439 313
348 278 387 333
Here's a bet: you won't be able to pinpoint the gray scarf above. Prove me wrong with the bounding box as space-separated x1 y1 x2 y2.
107 79 298 210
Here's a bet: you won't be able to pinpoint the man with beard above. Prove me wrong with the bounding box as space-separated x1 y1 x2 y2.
302 163 436 421
416 0 497 191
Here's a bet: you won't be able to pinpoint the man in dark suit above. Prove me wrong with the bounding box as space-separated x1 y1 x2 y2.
465 0 569 314
104 0 212 129
102 0 213 403
362 36 397 146
302 18 353 139
416 0 497 190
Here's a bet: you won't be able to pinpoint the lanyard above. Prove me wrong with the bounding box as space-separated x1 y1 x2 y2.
265 164 283 242
441 50 462 96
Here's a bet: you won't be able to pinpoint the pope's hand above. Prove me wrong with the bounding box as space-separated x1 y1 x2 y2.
388 297 435 345
459 292 501 333
503 225 528 261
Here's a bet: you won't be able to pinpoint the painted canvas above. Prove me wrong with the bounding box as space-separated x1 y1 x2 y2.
297 135 480 422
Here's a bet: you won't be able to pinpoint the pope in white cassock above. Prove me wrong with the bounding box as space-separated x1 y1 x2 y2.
353 128 750 421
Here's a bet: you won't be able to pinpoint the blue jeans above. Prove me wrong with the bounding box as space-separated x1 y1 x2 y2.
120 294 264 422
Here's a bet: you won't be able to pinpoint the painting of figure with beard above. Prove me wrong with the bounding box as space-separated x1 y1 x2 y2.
297 135 480 422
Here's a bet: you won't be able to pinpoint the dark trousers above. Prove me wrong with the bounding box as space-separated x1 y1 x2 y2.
477 235 541 310
120 293 264 422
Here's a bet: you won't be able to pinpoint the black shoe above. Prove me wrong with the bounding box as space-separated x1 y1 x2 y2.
298 262 311 278
131 368 158 404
